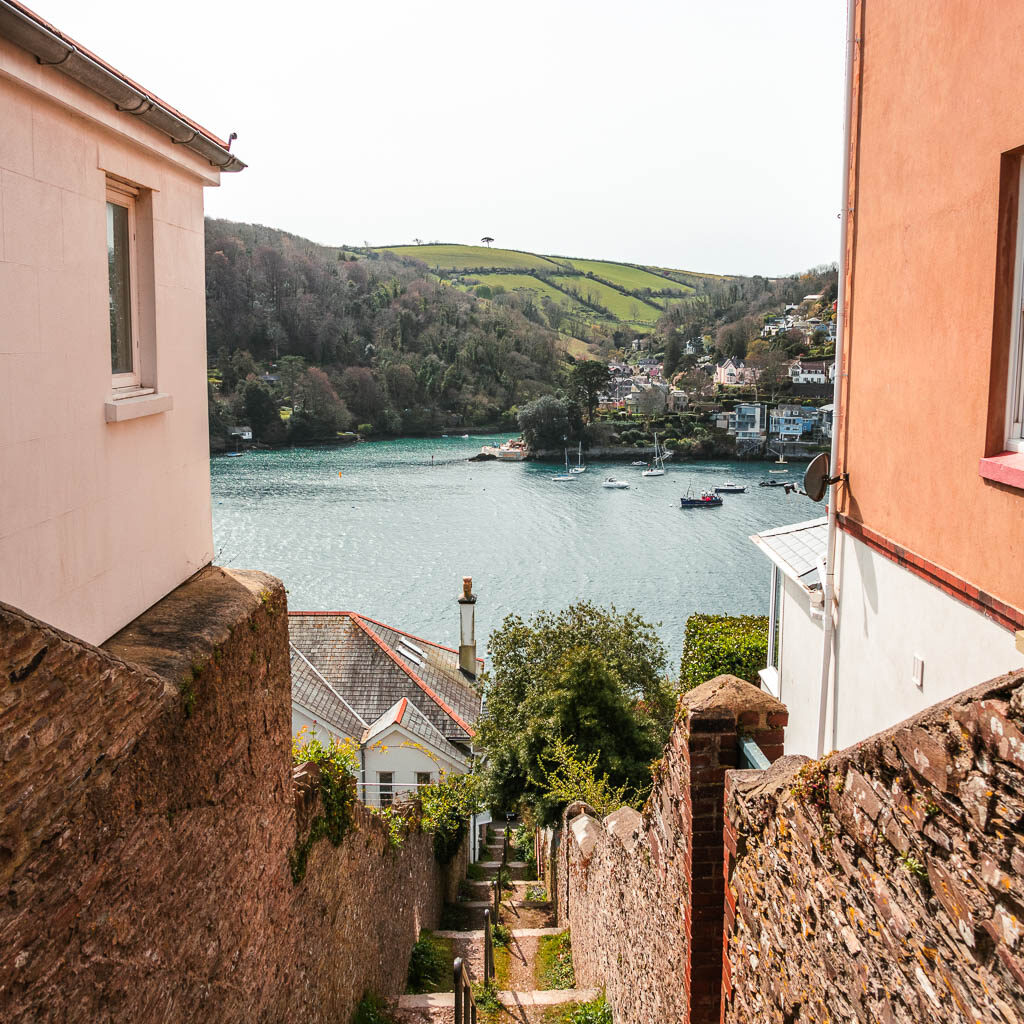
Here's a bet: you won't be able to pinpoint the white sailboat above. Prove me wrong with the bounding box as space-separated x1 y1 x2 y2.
551 448 576 481
642 433 666 477
569 441 586 474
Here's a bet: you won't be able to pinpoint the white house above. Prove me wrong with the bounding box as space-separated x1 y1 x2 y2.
789 359 835 384
288 579 484 806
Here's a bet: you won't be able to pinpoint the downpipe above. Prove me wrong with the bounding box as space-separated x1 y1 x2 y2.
817 0 859 757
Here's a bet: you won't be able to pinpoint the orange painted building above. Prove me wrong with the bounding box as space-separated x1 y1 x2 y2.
758 0 1024 755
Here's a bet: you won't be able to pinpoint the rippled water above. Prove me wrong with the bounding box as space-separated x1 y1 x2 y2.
211 434 817 664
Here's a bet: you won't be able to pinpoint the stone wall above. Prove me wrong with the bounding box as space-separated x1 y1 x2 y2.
724 668 1024 1024
557 675 787 1024
561 716 692 1024
1 567 465 1023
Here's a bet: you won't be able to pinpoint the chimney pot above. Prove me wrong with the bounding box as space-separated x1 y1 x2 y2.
458 576 477 676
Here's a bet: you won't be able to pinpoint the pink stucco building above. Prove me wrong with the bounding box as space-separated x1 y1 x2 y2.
0 1 243 643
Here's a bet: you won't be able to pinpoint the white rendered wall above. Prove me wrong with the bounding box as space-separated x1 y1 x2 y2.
0 41 219 644
776 575 826 758
830 531 1024 751
363 726 465 805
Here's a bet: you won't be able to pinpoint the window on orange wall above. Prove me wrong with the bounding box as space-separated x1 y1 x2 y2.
1006 163 1024 453
106 179 141 390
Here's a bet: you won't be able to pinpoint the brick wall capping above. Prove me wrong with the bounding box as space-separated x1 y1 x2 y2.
682 674 787 718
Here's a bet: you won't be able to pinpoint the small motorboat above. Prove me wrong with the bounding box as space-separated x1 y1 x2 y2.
602 477 630 489
759 479 787 488
631 460 647 467
714 482 746 493
550 473 576 482
769 469 789 474
680 490 723 508
224 451 245 458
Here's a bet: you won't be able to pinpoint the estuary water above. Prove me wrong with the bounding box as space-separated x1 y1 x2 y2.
210 434 817 665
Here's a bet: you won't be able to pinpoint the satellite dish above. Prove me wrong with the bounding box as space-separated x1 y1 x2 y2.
804 453 830 502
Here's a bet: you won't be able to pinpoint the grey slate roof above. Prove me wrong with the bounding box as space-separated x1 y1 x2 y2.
750 517 828 589
290 643 367 740
288 612 482 744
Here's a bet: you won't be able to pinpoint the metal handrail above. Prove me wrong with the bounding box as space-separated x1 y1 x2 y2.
738 735 770 770
483 908 495 982
492 876 500 922
501 828 509 867
454 956 478 1024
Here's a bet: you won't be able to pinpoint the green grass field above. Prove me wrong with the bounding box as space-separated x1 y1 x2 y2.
376 244 561 271
550 275 663 323
466 273 591 311
564 259 694 295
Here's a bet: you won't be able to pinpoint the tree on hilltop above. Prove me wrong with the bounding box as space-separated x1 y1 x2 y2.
481 236 494 248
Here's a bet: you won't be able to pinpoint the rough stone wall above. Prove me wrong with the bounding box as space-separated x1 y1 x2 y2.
1 567 465 1023
561 714 692 1024
724 668 1024 1024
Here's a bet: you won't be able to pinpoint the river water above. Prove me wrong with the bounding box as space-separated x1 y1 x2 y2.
210 434 818 666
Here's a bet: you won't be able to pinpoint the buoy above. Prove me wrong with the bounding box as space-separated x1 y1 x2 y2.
338 471 342 477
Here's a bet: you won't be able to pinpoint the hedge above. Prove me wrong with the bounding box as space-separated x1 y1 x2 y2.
679 614 768 692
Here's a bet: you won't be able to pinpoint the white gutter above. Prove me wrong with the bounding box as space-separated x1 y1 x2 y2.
816 0 859 757
0 0 244 172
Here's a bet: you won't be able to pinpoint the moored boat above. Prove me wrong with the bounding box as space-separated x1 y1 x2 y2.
602 477 630 489
680 490 723 508
714 482 746 493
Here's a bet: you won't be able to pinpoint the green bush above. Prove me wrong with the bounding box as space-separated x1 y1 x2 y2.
351 993 397 1024
679 614 768 693
511 823 534 863
357 422 373 435
420 772 484 863
406 931 452 994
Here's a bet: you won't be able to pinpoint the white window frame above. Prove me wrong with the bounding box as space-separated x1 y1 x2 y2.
1006 163 1024 452
378 771 394 807
106 180 142 392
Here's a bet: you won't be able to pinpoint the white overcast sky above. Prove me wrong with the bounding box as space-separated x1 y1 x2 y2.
36 0 847 276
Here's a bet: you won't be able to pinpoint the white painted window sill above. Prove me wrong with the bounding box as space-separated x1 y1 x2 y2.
105 391 173 422
758 666 780 698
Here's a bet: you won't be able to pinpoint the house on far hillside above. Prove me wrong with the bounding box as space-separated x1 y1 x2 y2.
288 579 484 806
0 1 244 645
788 359 834 384
714 358 760 386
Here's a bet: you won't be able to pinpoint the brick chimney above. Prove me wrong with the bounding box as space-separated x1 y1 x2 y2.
458 576 477 677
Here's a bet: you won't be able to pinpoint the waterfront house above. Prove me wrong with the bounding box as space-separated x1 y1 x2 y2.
727 403 767 442
753 0 1024 757
770 403 820 441
668 388 689 412
0 1 243 645
288 580 484 805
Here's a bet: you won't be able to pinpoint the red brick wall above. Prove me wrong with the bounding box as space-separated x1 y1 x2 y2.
724 668 1024 1024
0 568 465 1023
683 677 787 1024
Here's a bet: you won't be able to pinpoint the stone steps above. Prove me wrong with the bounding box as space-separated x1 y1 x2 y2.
397 987 600 1011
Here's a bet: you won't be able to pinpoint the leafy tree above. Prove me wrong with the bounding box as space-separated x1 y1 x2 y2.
569 361 612 423
478 603 673 824
662 333 682 380
517 395 581 450
242 379 281 440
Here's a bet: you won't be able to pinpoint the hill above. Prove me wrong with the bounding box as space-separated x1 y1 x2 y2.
204 220 572 448
372 243 725 334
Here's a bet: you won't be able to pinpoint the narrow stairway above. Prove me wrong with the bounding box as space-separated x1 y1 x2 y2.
393 822 598 1023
